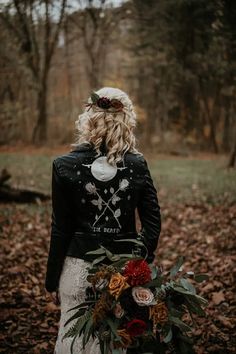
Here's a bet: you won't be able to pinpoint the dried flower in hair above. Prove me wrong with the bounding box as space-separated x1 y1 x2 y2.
110 99 124 111
97 97 112 109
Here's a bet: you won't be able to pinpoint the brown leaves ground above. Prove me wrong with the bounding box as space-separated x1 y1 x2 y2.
0 201 235 353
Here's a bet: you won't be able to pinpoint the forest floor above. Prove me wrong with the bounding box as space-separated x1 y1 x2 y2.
0 147 235 353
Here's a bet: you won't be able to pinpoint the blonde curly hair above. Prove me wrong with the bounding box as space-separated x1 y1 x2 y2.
73 87 139 165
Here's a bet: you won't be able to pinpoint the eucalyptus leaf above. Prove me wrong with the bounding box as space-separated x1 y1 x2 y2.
180 278 196 294
194 273 209 282
86 248 106 255
144 277 162 288
170 256 184 278
169 315 192 332
92 255 107 266
163 327 173 343
169 307 184 318
184 297 206 316
116 253 134 258
149 264 158 280
172 285 208 306
172 285 194 295
104 249 120 262
186 293 208 307
112 349 122 354
106 318 121 340
91 92 99 103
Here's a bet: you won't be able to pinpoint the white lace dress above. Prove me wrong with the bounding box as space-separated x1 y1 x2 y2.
54 256 101 354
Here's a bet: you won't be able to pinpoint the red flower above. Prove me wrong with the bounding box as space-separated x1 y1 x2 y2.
126 319 147 337
110 99 124 111
123 259 151 286
97 97 111 109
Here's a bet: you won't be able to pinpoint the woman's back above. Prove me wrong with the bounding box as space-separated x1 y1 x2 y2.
45 87 161 354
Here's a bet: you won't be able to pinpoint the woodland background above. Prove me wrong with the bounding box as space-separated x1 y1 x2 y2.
0 0 235 353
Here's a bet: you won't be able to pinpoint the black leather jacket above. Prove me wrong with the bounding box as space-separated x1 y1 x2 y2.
45 143 161 292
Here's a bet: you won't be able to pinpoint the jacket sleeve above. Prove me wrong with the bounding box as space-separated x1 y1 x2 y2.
45 159 75 292
137 157 161 263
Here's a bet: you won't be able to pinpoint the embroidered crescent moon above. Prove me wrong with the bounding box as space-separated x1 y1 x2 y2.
91 156 117 181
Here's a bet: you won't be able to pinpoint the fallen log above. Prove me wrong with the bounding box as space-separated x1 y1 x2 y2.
0 168 50 203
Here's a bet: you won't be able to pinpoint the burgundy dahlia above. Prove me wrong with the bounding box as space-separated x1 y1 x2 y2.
123 259 151 286
97 97 111 109
126 319 147 337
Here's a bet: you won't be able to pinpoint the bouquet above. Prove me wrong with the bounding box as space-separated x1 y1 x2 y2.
63 239 208 354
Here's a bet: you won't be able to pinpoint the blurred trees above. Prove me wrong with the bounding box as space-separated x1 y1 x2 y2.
0 0 67 143
68 0 124 90
0 0 235 155
131 0 236 154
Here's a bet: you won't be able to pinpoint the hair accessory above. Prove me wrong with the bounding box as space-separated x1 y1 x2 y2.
86 92 124 113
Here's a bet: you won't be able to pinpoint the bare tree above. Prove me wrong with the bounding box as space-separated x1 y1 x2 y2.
0 0 67 143
69 0 123 90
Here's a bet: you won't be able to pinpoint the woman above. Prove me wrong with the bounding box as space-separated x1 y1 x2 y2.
45 87 161 353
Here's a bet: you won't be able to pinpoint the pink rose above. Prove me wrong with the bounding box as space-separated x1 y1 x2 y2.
132 287 156 306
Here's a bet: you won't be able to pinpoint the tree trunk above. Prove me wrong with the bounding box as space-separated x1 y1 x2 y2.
198 78 219 153
32 76 48 144
228 136 236 168
222 105 231 152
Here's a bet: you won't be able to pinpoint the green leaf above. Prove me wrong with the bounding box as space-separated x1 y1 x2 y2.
169 315 192 332
169 307 184 318
171 285 193 295
180 278 196 294
64 308 87 326
189 294 208 306
86 248 106 255
70 333 78 354
63 309 92 340
149 264 158 280
144 277 162 288
115 253 134 258
91 92 99 103
100 247 121 262
82 318 93 348
92 255 107 266
170 256 184 278
172 284 208 306
163 327 173 343
67 301 93 313
184 297 206 317
105 318 120 341
108 258 131 271
194 273 209 282
103 339 109 354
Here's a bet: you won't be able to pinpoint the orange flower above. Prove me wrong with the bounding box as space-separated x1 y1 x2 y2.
108 273 130 299
149 301 168 325
115 329 132 348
